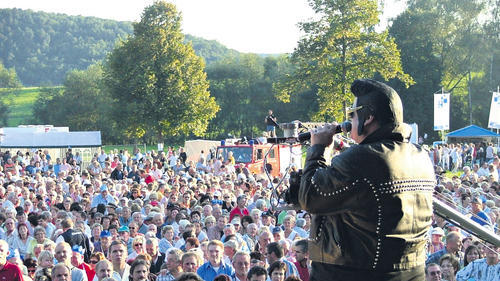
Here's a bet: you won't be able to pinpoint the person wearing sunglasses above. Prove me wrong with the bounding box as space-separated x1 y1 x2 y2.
24 257 37 280
127 236 146 264
288 79 435 281
88 252 105 271
425 263 442 281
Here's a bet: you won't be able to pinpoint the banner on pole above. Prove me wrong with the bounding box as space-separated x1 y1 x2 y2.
488 92 500 129
434 93 450 131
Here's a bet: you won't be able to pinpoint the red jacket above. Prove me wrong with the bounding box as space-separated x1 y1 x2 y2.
78 262 95 281
229 206 249 222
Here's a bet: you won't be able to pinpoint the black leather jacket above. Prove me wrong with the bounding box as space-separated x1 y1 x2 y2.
297 123 435 272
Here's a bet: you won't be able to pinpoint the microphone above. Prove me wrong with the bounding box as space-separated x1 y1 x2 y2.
297 121 351 142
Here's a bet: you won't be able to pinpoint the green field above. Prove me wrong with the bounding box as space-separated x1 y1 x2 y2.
0 87 51 126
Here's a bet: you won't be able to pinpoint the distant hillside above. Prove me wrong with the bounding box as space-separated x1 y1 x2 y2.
0 8 240 86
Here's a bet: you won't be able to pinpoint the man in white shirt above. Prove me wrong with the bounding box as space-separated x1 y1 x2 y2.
97 151 107 168
478 162 490 177
485 143 494 163
168 152 178 167
109 240 130 281
442 144 450 170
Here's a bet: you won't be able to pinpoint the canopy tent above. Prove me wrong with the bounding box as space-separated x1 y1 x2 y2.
0 131 101 148
446 125 500 143
0 128 102 168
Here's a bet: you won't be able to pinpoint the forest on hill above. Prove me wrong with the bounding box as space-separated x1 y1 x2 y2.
0 8 239 86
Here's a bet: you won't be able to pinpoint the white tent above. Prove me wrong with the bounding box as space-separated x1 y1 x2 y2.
0 127 101 167
0 131 101 148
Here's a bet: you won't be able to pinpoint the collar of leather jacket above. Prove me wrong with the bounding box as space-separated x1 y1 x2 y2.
360 122 412 144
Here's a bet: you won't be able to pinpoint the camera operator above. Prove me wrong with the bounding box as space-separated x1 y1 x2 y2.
292 79 435 280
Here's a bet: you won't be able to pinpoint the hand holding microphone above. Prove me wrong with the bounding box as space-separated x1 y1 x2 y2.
304 121 351 147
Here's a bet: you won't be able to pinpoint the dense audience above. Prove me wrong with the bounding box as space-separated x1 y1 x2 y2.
0 142 497 281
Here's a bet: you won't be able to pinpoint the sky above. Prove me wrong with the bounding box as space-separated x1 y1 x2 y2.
0 0 407 54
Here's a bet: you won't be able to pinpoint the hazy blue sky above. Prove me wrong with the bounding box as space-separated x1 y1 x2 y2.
0 0 406 53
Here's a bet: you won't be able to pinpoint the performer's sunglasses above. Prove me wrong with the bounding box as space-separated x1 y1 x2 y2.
346 105 363 119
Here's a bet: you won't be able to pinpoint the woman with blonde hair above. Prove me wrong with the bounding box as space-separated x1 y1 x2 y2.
282 215 299 241
127 236 146 263
37 250 54 271
204 216 216 231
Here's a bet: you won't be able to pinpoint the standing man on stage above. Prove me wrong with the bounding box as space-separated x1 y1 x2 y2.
290 79 435 280
265 110 278 137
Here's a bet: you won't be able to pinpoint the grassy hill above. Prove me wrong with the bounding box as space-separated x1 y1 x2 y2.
0 87 51 126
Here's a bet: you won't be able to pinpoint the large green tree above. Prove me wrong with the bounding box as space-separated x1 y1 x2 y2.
105 1 218 141
275 0 413 121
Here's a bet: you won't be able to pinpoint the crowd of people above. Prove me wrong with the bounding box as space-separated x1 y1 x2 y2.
424 142 500 280
0 140 497 281
428 142 499 179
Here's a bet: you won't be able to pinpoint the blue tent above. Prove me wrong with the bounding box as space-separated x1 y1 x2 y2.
446 125 500 139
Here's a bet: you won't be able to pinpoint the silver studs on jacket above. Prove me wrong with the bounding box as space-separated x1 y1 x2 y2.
310 176 435 270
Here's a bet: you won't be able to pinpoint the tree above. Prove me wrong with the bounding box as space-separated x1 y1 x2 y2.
205 54 316 139
31 87 65 126
32 64 118 142
104 1 218 141
0 61 22 88
275 0 413 121
389 0 493 137
0 99 10 126
206 54 266 138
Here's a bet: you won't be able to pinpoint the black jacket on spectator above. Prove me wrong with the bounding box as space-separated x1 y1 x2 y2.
61 228 92 263
150 253 166 274
110 169 124 180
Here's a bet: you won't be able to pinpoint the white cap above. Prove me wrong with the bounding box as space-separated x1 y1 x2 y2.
431 227 445 236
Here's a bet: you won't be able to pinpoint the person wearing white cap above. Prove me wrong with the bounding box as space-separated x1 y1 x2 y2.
214 190 222 199
428 227 445 254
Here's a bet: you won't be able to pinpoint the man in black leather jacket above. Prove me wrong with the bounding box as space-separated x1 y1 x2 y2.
295 79 435 281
